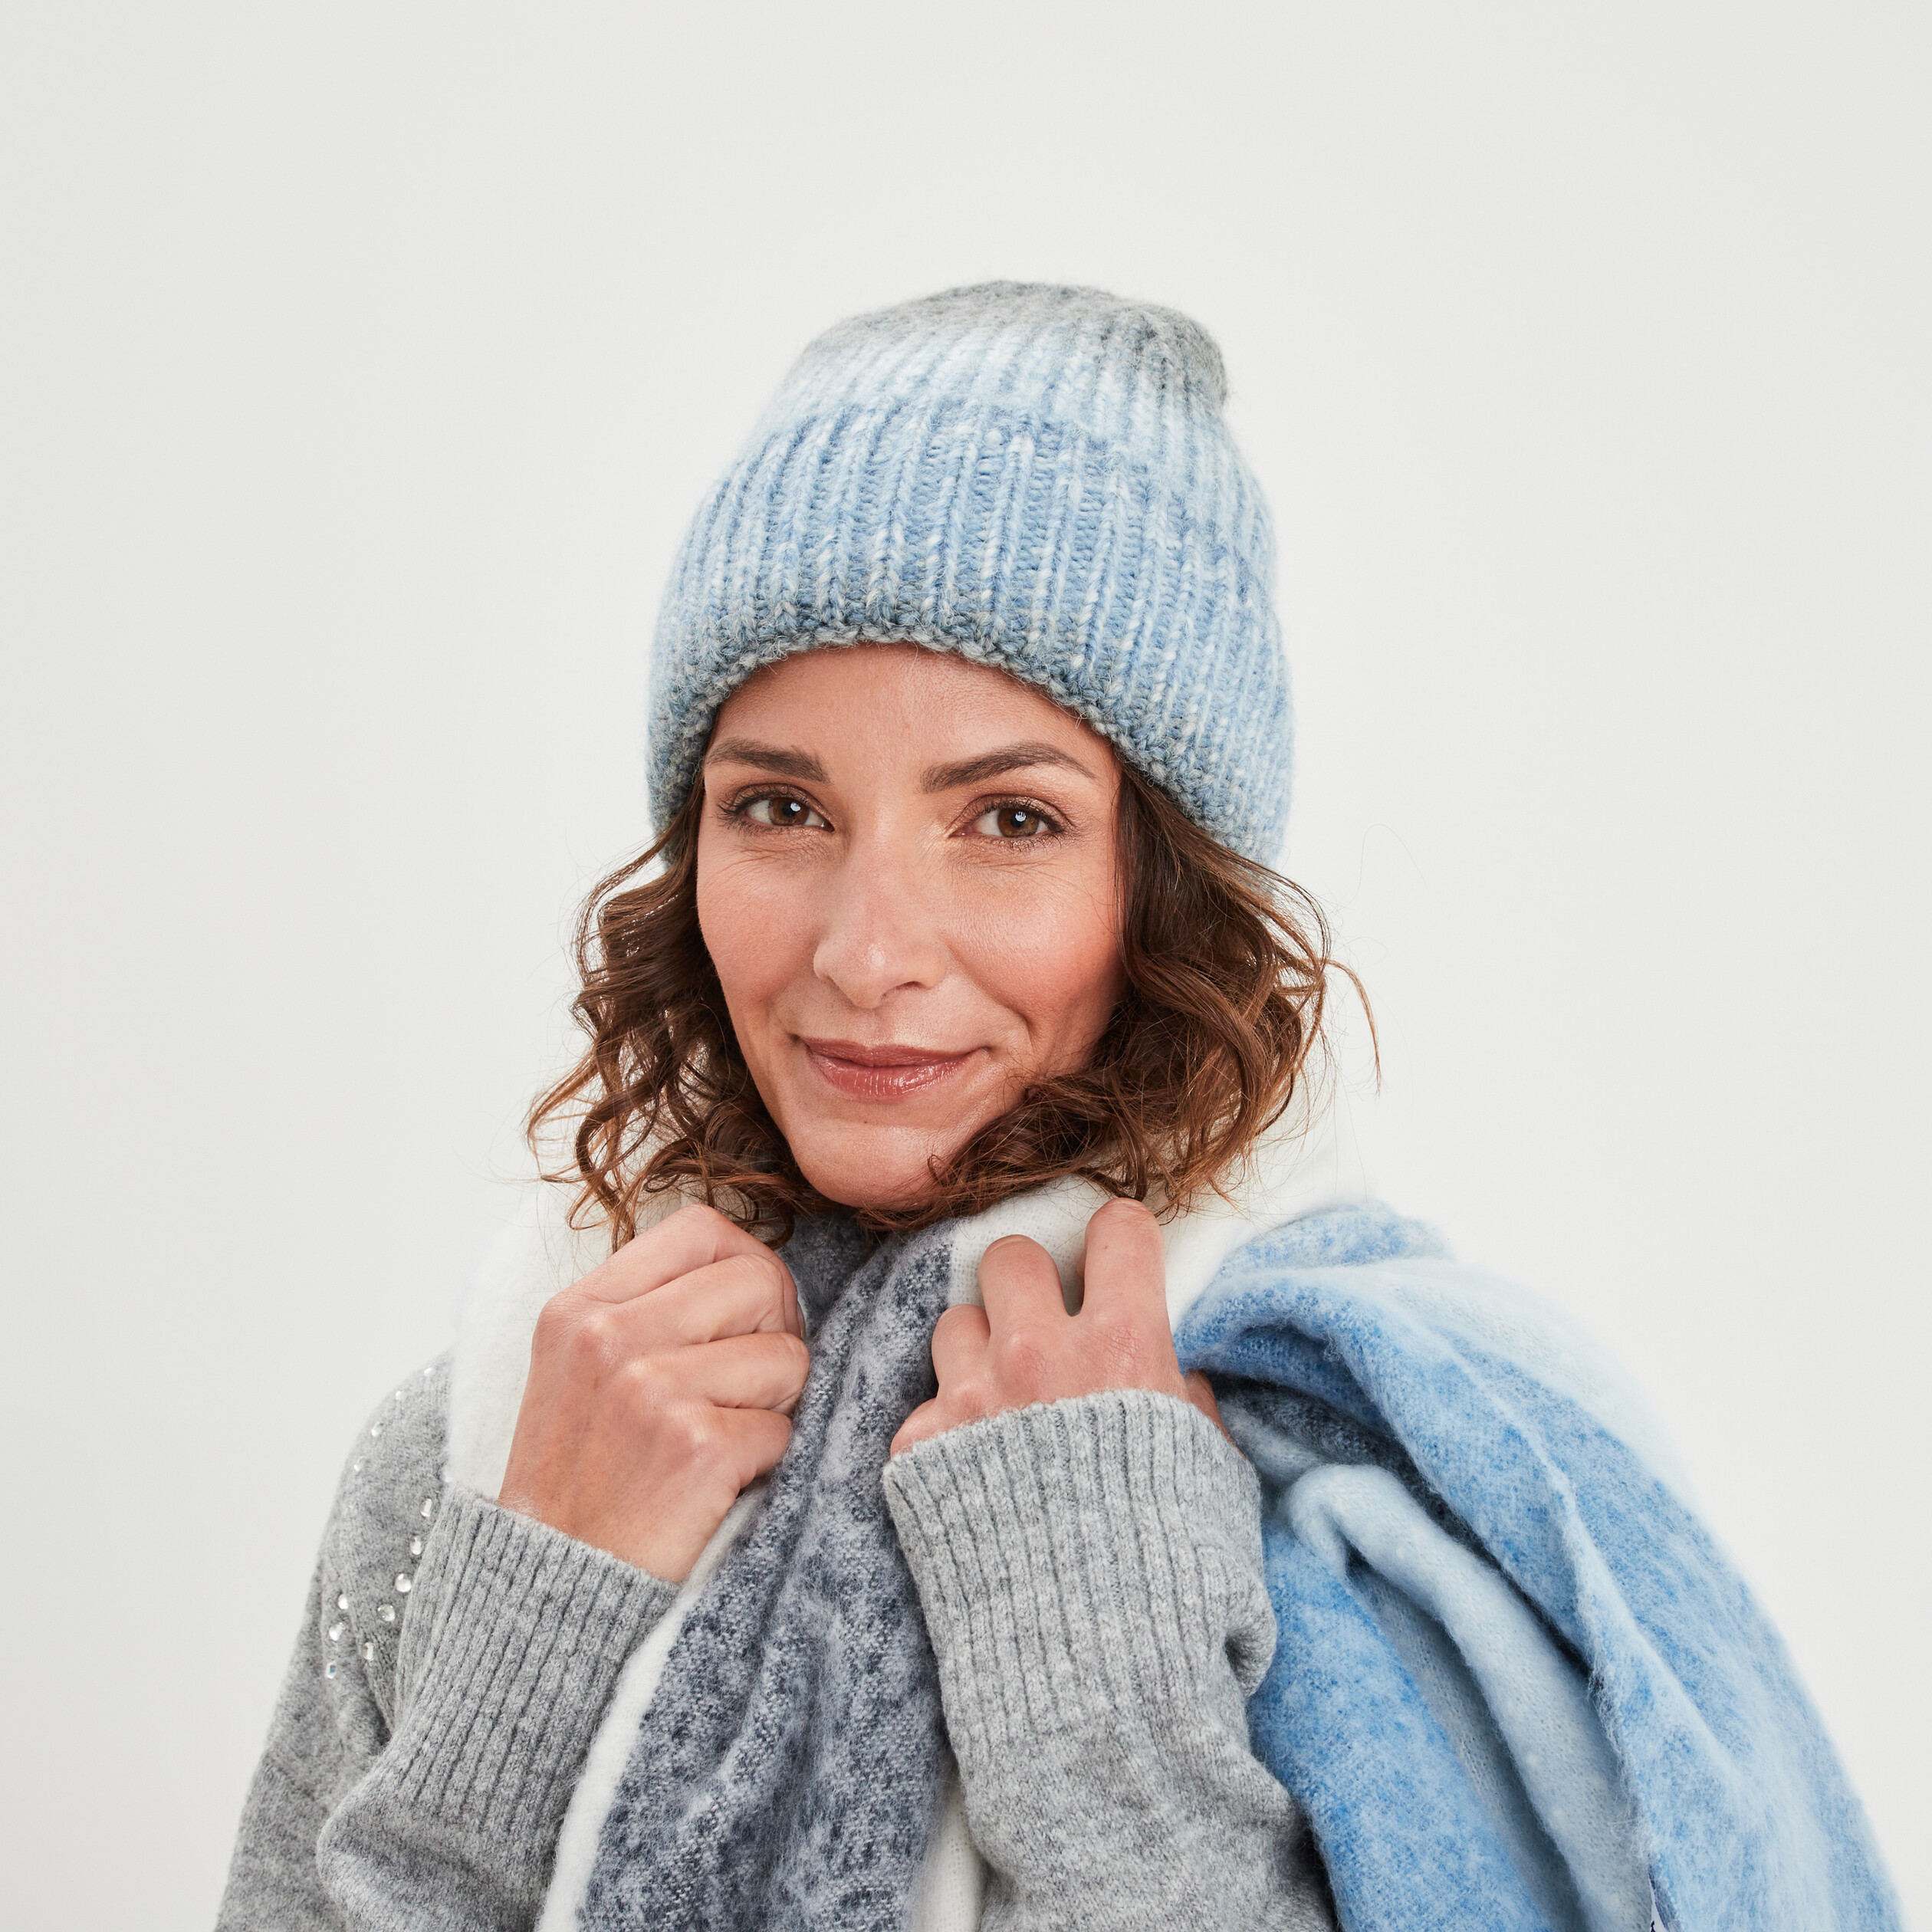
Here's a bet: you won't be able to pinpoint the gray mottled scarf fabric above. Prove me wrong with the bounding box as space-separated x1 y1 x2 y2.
579 1216 955 1931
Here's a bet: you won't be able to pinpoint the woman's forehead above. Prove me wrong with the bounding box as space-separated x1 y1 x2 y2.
708 643 1118 778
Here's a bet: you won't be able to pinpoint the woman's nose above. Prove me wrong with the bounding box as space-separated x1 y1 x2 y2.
809 849 947 1010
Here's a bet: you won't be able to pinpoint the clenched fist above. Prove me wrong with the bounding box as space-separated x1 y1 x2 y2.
499 1203 809 1581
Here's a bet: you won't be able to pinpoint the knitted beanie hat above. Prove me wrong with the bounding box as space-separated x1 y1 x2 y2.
647 282 1291 863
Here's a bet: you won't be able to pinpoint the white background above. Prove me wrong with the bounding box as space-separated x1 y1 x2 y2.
3 5 1925 1925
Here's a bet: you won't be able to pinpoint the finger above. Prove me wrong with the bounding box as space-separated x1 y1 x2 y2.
977 1234 1067 1336
657 1332 812 1413
704 1404 795 1488
580 1201 797 1322
1182 1370 1234 1444
1078 1198 1168 1328
626 1252 802 1346
890 1397 946 1457
929 1303 991 1385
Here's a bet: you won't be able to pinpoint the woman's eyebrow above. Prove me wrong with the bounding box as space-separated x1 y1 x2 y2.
704 738 830 782
922 743 1097 791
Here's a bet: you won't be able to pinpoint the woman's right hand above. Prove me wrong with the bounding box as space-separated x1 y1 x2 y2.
497 1202 809 1582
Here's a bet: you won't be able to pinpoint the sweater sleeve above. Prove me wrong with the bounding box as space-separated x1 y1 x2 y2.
216 1360 676 1932
882 1389 1337 1932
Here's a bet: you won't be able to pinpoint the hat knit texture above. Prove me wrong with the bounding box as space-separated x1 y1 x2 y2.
649 281 1291 863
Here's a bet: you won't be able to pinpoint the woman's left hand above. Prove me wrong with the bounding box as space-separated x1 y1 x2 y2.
891 1197 1225 1454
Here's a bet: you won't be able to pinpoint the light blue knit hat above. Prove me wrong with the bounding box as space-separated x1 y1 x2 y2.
648 282 1291 862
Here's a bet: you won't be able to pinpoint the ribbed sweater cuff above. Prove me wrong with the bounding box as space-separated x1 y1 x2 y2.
380 1484 676 1848
882 1389 1272 1764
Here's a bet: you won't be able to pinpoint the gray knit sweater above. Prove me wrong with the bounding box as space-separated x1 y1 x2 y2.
218 1357 1335 1930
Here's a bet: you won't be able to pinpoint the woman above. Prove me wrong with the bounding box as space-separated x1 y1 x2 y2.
219 284 1898 1932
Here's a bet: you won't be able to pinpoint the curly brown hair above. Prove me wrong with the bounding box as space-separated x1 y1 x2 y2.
530 760 1355 1248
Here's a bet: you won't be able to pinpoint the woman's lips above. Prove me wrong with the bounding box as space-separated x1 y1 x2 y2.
798 1037 980 1102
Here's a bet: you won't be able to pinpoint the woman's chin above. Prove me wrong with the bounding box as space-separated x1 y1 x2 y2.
786 1123 967 1216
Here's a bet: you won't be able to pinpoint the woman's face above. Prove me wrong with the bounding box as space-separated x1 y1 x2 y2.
695 644 1126 1212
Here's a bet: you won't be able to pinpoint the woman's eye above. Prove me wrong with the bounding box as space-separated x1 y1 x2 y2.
742 796 826 829
971 804 1053 840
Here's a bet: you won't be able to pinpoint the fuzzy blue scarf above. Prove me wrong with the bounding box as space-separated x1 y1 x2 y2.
1177 1203 1901 1932
573 1202 1900 1931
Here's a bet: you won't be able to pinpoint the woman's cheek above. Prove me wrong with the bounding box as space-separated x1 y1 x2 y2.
961 867 1123 1063
698 856 809 1020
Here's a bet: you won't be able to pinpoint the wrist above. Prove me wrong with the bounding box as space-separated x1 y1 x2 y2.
882 1388 1272 1763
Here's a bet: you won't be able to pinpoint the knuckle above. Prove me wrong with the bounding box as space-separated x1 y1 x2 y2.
948 1372 997 1419
534 1296 629 1378
723 1249 787 1300
683 1201 751 1250
932 1306 981 1346
669 1403 724 1465
615 1352 675 1412
532 1290 582 1352
993 1328 1056 1400
566 1305 626 1375
669 1201 728 1234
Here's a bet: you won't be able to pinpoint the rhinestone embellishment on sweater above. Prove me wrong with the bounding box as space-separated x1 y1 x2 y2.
377 1604 396 1623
